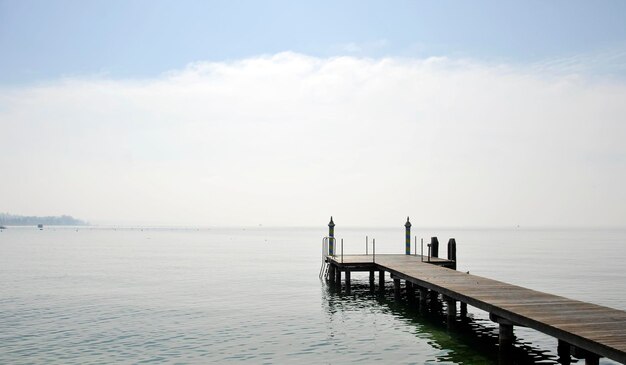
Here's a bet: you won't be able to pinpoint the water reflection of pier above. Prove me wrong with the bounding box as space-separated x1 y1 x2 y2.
322 282 563 364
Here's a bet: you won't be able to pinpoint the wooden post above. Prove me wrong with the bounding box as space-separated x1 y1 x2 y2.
431 237 439 258
419 287 428 313
328 217 335 256
429 290 440 303
405 217 411 255
419 287 428 304
369 270 375 293
429 290 442 312
393 278 401 301
378 270 385 294
446 297 456 318
446 297 456 329
499 323 514 348
447 238 456 269
491 313 514 348
345 270 351 294
335 268 341 292
406 281 415 306
460 302 467 318
557 340 571 365
328 264 336 285
571 346 600 365
581 350 600 365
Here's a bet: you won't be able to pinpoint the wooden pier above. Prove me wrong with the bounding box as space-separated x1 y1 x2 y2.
322 218 626 364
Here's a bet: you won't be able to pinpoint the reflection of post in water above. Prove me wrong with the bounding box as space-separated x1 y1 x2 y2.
322 277 569 365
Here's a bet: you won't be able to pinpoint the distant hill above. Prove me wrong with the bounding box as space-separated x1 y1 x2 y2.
0 213 87 226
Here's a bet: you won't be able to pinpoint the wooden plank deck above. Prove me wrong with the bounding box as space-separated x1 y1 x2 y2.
327 254 626 363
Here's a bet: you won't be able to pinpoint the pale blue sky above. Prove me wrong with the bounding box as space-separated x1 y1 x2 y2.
2 0 626 84
1 1 626 227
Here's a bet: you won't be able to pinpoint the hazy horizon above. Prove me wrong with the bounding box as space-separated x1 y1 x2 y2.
3 217 626 230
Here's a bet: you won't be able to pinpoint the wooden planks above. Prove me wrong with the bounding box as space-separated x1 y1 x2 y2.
327 254 626 363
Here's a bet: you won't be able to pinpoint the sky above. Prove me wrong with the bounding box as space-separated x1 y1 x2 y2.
1 0 625 227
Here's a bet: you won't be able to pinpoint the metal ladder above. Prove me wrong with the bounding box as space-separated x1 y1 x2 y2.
318 236 335 279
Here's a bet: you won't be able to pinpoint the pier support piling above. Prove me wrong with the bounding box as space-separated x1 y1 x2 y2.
446 298 456 318
345 270 351 294
460 302 467 319
558 340 571 365
418 286 428 313
571 346 600 365
378 270 385 294
430 291 443 312
369 270 375 293
406 281 415 306
393 278 401 301
419 287 428 304
335 269 341 292
498 323 514 348
328 264 336 286
428 290 438 301
491 313 515 348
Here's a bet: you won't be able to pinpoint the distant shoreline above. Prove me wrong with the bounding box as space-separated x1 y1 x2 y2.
0 213 87 226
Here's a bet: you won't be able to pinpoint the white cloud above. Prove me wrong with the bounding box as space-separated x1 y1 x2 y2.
1 52 625 227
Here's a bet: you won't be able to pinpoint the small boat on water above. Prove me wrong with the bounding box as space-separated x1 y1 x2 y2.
37 224 43 230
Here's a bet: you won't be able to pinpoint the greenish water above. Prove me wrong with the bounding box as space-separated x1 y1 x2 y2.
1 226 624 364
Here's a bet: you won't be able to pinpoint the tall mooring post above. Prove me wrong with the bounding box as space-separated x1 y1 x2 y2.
447 238 457 269
328 217 335 256
431 237 439 258
405 217 411 255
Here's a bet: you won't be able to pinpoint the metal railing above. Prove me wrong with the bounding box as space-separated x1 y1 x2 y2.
319 236 336 279
364 236 376 262
320 235 393 278
320 234 437 279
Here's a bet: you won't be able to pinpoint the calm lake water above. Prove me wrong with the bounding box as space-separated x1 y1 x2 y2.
1 226 624 364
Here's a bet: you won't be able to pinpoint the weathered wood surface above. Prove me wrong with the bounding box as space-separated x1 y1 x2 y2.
327 254 626 363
